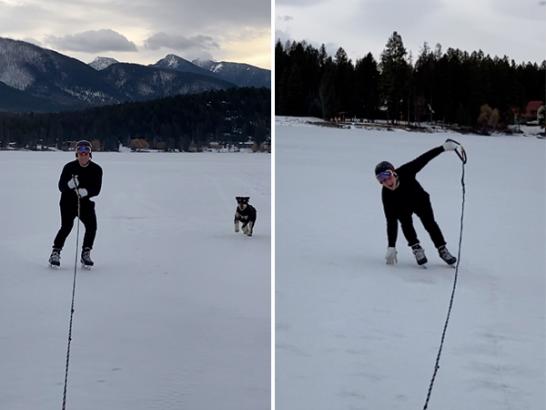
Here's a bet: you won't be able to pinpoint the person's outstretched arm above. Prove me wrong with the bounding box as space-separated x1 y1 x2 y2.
398 146 444 177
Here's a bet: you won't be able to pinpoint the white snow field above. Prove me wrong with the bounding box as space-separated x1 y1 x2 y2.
0 151 270 410
276 117 545 410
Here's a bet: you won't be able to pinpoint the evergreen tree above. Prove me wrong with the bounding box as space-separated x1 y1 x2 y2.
354 53 380 120
319 59 337 119
380 31 411 123
333 47 355 117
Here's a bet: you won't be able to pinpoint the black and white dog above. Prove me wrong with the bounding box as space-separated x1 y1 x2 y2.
234 196 257 236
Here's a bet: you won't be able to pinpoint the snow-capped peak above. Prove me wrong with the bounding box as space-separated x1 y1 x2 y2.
192 58 216 69
153 54 198 70
191 58 225 73
212 63 224 73
164 54 181 67
89 57 119 70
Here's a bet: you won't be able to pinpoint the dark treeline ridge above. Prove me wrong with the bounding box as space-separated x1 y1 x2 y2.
276 32 545 129
0 87 270 151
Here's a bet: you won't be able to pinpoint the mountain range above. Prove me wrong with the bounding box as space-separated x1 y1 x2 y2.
0 37 270 113
151 54 270 88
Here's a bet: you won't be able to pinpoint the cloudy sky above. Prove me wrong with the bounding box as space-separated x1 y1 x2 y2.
0 0 271 68
276 0 545 65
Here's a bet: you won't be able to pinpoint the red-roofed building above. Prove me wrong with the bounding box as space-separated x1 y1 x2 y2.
524 100 544 121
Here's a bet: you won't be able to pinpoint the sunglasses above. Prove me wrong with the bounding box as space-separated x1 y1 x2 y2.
376 170 394 183
77 145 91 153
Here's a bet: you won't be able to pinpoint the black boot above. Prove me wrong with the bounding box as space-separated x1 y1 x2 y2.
49 248 61 267
411 243 428 265
81 247 94 267
438 245 456 265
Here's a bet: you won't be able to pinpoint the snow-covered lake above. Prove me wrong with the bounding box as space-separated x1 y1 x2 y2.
275 117 545 410
0 151 271 410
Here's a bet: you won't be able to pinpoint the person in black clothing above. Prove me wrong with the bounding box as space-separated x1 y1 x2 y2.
49 140 103 267
375 140 458 266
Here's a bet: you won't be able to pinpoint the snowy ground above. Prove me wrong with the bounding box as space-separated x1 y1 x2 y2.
0 152 270 410
276 117 545 410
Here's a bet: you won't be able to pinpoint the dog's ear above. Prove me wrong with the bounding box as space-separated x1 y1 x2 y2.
235 196 241 201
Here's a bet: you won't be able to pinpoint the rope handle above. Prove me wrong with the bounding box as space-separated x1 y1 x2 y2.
445 138 467 164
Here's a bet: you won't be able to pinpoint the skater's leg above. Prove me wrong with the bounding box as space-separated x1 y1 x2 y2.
415 198 456 264
399 214 419 247
80 201 97 250
414 197 446 248
400 214 428 265
53 205 76 249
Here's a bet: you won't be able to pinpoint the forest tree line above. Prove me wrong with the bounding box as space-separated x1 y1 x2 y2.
0 87 270 151
276 32 545 129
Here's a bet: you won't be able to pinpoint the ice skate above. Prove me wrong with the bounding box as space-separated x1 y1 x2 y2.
49 248 61 267
411 243 428 266
81 247 94 269
438 245 456 265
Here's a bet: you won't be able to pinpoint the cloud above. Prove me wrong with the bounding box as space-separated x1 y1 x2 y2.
46 29 137 52
277 15 294 22
92 0 269 34
0 0 270 67
144 32 219 52
275 29 292 45
216 27 270 68
22 37 42 46
0 2 54 33
352 0 444 31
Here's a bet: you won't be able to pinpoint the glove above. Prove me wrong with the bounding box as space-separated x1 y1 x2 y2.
442 140 458 151
385 247 398 265
76 188 88 198
67 175 79 189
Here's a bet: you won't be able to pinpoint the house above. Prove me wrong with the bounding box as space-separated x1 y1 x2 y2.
524 100 544 122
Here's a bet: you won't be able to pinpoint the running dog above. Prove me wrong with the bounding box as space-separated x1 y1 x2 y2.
234 196 257 237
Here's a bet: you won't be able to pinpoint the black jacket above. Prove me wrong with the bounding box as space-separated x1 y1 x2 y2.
58 160 103 205
381 146 444 246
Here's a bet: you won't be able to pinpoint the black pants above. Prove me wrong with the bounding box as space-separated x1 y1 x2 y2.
399 197 446 248
53 200 97 250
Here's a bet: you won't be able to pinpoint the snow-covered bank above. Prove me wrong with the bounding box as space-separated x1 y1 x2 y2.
275 115 545 138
